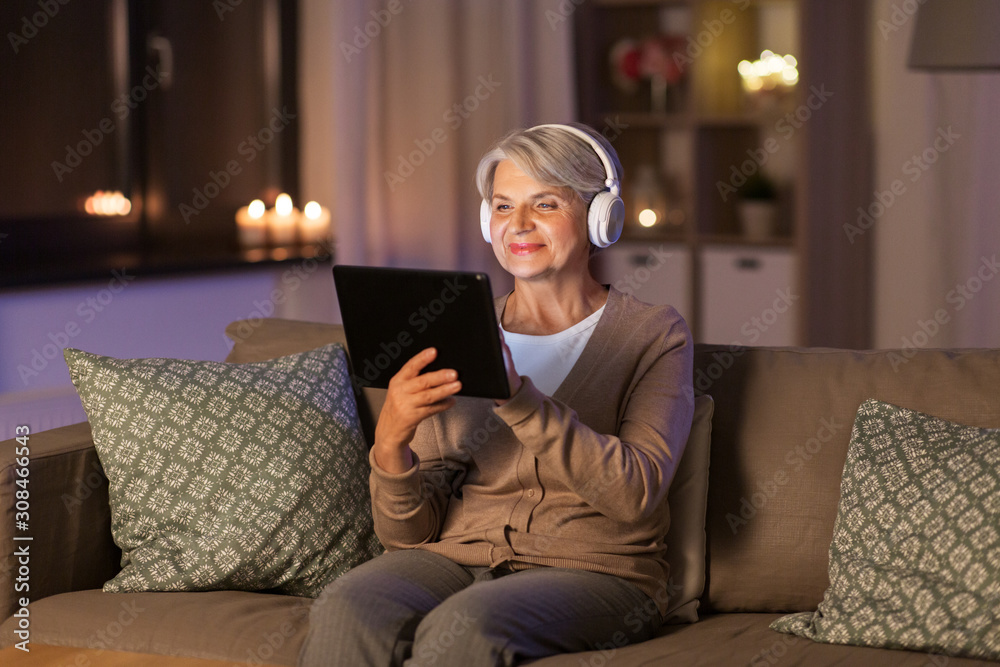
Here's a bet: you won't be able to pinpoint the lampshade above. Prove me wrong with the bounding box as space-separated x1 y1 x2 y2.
908 0 1000 70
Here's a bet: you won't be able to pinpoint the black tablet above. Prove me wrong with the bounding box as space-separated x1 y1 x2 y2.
333 265 510 399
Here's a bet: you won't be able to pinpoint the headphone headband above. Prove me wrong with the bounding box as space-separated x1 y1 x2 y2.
530 124 620 196
480 123 625 248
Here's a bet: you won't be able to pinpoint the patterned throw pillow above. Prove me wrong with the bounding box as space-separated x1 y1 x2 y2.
771 399 1000 660
64 344 384 598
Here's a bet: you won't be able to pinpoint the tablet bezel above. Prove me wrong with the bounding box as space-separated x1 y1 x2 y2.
333 264 511 399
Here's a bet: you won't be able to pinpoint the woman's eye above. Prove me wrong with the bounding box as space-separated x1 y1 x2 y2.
496 204 511 211
538 202 556 209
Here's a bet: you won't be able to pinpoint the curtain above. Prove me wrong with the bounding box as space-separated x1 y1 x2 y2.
872 0 1000 349
928 76 1000 347
300 0 577 297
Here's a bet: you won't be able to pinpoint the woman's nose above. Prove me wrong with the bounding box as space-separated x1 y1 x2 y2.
508 207 533 233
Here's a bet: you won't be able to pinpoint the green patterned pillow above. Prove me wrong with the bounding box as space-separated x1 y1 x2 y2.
63 343 383 597
771 399 1000 659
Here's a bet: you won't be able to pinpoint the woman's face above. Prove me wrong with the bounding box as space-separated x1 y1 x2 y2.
488 159 591 283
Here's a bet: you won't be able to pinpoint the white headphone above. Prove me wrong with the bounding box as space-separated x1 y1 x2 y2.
480 123 625 248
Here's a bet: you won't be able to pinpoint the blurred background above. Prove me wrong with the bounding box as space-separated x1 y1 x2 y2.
1 0 999 434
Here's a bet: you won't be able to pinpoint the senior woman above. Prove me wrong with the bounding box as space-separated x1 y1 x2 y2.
300 123 694 666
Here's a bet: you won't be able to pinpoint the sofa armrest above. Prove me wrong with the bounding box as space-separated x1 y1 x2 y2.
0 422 120 622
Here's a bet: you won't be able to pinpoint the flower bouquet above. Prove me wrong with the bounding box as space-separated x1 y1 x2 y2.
609 34 688 112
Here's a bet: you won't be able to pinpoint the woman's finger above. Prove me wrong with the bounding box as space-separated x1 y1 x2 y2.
411 367 458 391
419 379 462 405
399 378 461 416
395 347 439 380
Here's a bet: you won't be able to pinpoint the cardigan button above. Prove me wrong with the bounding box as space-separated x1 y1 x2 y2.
527 489 535 498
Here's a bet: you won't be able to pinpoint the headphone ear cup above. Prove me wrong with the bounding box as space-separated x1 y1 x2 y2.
480 199 492 243
587 192 625 248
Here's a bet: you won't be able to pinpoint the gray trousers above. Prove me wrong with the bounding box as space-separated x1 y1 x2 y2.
298 549 663 666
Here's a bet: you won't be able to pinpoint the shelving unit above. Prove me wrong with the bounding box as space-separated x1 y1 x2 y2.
580 0 875 349
577 0 804 344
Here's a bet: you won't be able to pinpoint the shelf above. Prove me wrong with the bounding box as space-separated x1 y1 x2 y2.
594 0 792 6
605 112 692 129
617 228 688 244
0 243 334 290
693 113 777 128
592 0 691 7
615 230 795 248
602 111 775 130
696 233 794 247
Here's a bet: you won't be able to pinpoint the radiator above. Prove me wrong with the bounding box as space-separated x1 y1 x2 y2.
0 386 87 440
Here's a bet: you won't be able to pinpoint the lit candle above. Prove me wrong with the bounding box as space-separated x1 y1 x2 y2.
236 199 268 248
84 190 132 216
630 165 666 231
299 201 331 245
267 193 299 246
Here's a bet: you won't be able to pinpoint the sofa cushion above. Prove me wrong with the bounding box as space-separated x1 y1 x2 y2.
530 613 1000 666
0 589 308 665
63 344 383 597
772 399 1000 659
224 317 715 624
695 346 1000 614
6 597 999 666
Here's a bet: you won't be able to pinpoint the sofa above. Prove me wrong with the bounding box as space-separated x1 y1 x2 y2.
2 316 999 666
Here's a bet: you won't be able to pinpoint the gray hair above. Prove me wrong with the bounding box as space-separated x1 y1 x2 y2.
475 122 623 211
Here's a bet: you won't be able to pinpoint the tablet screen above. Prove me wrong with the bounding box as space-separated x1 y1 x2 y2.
333 265 510 399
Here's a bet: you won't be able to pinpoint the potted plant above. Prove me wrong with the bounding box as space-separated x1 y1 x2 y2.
736 171 778 240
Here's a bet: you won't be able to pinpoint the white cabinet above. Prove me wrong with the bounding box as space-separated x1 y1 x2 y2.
700 246 799 346
592 241 691 322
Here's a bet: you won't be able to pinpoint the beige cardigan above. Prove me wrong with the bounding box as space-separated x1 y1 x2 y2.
369 286 694 615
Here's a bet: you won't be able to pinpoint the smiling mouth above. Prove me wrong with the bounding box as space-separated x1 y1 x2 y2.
509 243 543 255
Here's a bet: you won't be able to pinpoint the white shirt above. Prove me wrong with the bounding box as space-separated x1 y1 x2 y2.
501 304 606 396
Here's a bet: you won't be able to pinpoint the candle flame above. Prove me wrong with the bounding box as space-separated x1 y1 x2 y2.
304 201 322 220
275 193 293 216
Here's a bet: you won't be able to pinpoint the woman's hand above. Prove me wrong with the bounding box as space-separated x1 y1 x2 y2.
495 327 522 406
372 347 462 473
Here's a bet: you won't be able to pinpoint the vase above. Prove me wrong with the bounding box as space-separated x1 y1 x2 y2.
650 75 668 113
737 200 777 240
